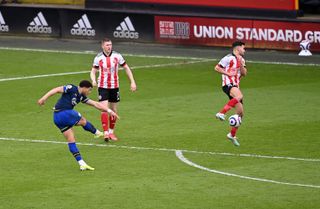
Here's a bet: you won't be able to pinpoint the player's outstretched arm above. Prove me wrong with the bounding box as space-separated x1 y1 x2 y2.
90 67 98 87
85 99 120 119
123 65 137 92
37 86 64 106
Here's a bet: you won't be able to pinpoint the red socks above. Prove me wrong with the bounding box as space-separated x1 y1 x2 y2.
231 127 238 137
220 98 239 114
109 115 117 130
101 112 117 133
101 112 109 132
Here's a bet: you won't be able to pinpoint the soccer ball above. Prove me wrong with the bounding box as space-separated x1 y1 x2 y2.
229 114 242 127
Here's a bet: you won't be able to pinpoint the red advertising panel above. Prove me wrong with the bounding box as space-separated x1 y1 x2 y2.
252 20 320 51
155 16 320 52
116 0 297 10
155 16 253 47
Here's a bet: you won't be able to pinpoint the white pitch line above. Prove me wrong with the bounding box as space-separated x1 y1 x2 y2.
0 47 97 55
180 150 320 162
0 137 319 162
245 60 320 67
0 70 88 82
1 137 319 188
0 59 211 83
131 59 212 69
0 47 205 60
175 150 320 189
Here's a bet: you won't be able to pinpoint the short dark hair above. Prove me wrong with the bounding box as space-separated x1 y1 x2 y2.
79 80 93 88
101 37 112 44
232 41 245 48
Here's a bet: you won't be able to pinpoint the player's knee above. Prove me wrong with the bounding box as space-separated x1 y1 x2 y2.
78 117 87 126
236 94 243 101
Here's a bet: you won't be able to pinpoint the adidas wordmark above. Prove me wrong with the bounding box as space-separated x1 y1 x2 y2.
27 12 52 34
113 17 139 39
71 14 95 36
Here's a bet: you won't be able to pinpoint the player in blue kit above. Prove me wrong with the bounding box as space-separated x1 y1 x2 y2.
38 80 119 171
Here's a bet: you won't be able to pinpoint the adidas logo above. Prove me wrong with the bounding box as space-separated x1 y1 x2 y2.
70 14 95 36
27 12 52 34
113 17 139 39
0 11 9 32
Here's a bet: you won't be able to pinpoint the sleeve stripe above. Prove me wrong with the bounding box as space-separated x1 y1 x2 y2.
82 98 89 103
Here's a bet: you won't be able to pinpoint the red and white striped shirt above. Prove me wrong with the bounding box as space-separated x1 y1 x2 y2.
218 54 245 87
93 51 126 89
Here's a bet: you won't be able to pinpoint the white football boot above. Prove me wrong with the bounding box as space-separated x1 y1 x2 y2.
215 112 226 121
227 133 240 147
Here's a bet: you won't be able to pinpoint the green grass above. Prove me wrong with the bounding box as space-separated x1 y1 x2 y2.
0 49 319 209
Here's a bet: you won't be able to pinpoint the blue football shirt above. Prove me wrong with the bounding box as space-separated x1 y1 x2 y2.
54 84 89 112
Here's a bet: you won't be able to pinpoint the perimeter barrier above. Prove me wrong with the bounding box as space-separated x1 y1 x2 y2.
0 5 319 52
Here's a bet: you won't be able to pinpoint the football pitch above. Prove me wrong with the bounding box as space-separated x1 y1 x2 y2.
0 48 319 209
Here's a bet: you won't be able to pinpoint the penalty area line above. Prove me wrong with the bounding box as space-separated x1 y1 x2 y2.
175 150 320 189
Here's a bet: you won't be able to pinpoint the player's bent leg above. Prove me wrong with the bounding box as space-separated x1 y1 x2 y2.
108 102 118 141
217 98 238 118
62 129 95 171
217 87 242 117
76 117 103 138
76 117 86 126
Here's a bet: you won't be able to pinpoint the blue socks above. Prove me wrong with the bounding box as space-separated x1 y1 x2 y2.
68 121 96 163
68 142 82 161
82 121 97 134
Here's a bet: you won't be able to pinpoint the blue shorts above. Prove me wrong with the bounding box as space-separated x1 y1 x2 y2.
53 110 82 132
